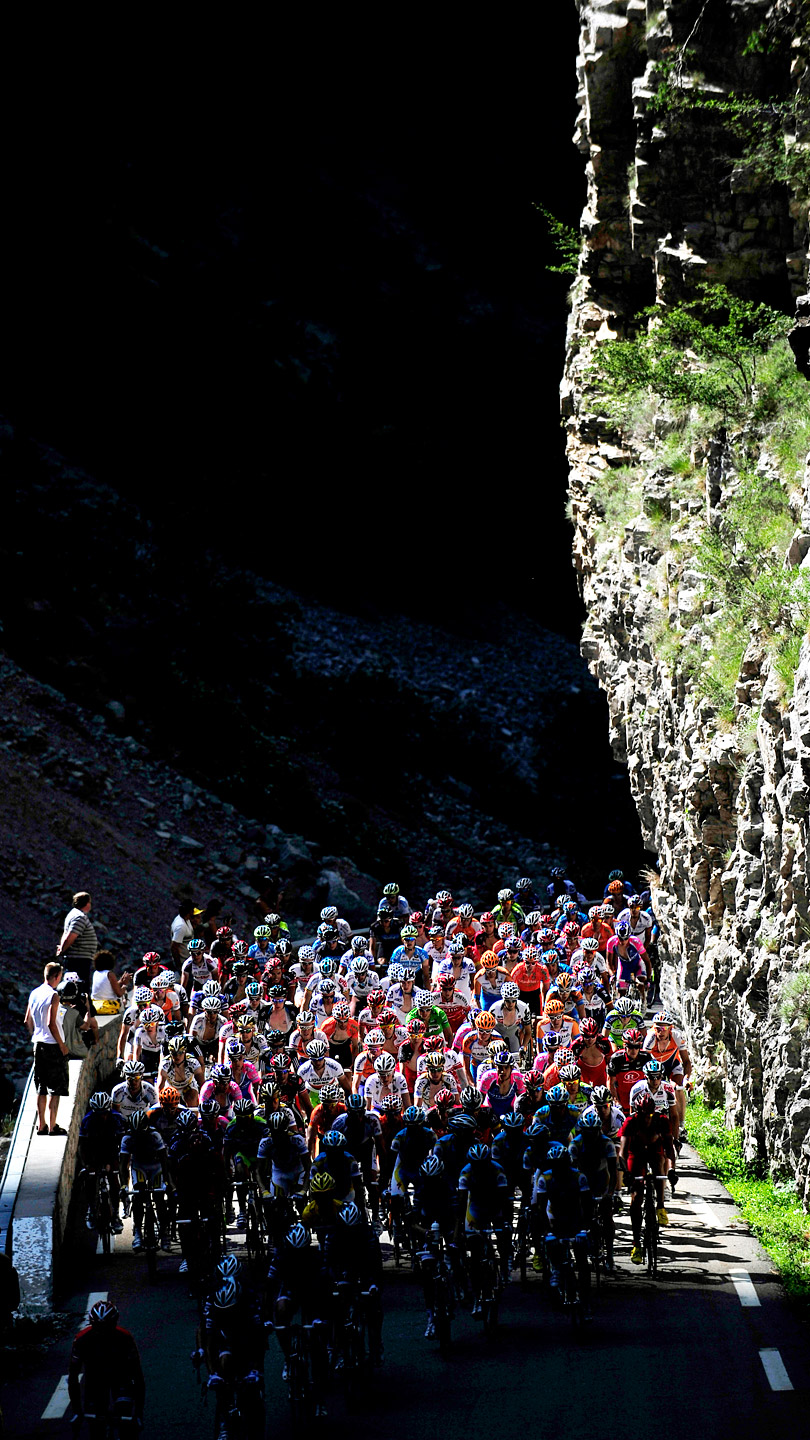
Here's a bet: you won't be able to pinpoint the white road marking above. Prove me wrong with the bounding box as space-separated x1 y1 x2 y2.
759 1349 794 1391
42 1375 71 1419
728 1268 761 1307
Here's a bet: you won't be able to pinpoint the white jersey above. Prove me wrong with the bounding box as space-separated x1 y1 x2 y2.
414 1071 459 1108
364 1071 409 1109
416 1050 464 1086
580 1102 626 1140
298 1057 344 1093
111 1079 158 1117
430 957 476 1002
490 999 531 1051
629 1079 676 1116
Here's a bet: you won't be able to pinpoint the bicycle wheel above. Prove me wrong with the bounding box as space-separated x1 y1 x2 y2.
482 1294 499 1337
245 1207 259 1263
342 1320 364 1410
644 1183 659 1277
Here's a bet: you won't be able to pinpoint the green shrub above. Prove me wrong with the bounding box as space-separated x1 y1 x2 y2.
589 466 644 536
533 203 581 276
753 339 810 486
779 967 810 1024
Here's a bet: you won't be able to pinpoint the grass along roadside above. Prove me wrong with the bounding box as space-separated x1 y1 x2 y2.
687 1096 810 1301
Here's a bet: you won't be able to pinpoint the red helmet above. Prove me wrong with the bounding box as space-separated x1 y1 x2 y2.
480 911 494 924
142 951 161 965
410 911 424 925
623 1028 644 1047
407 1018 426 1037
434 1088 452 1106
378 1009 397 1028
216 926 233 940
423 1035 444 1054
368 989 385 1007
579 1017 598 1039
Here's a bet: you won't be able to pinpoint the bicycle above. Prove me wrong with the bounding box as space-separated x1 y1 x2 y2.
555 1233 590 1328
283 1322 317 1423
512 1191 531 1285
207 1369 264 1440
83 1170 114 1256
418 1228 455 1357
127 1171 166 1281
388 1185 415 1269
243 1172 268 1263
332 1278 370 1406
70 1398 141 1439
468 1227 503 1337
641 1172 659 1277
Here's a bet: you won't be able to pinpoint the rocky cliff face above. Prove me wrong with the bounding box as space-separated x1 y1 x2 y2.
566 0 810 1196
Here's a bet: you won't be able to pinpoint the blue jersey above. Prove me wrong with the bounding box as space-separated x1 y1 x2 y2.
389 944 428 975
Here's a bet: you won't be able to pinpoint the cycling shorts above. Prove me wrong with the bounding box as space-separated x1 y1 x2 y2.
624 1148 665 1180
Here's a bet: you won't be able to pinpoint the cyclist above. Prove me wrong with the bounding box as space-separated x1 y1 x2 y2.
603 995 645 1049
473 951 510 1011
266 1225 331 1413
157 1035 204 1108
333 1093 383 1230
431 966 471 1035
644 1010 692 1139
224 1098 269 1229
356 989 387 1040
68 1299 144 1437
617 1092 676 1262
570 1110 618 1272
365 1051 410 1110
306 1081 347 1157
476 1051 526 1119
324 1201 384 1365
112 1059 158 1119
298 1037 348 1103
288 1010 329 1063
389 1105 436 1229
457 1142 510 1297
516 1069 546 1124
629 1058 679 1189
310 1129 362 1205
120 1110 170 1251
407 988 452 1043
607 921 648 999
132 1004 166 1079
557 1061 590 1113
607 1028 649 1113
459 1009 499 1086
412 1159 463 1336
199 1063 243 1119
386 966 419 1025
490 981 532 1056
257 1111 310 1231
571 1018 612 1089
321 998 361 1072
433 1111 478 1185
531 1142 592 1314
170 1116 221 1276
79 1092 126 1234
534 1084 581 1145
204 1278 265 1439
536 996 579 1048
369 904 404 965
492 888 525 929
603 868 636 901
473 911 499 961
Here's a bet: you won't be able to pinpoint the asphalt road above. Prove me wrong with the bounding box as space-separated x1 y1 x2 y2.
3 1145 808 1440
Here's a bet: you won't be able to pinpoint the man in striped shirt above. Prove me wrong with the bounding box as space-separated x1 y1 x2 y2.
56 892 99 986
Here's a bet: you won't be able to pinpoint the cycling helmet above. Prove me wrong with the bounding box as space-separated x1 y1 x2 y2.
406 1018 427 1037
202 979 221 997
592 1085 611 1105
333 1000 351 1021
401 925 419 940
379 1009 397 1028
436 890 453 905
337 1201 362 1227
129 1111 149 1131
89 1091 112 1111
578 1110 602 1131
143 1009 164 1027
546 1141 571 1166
460 1086 479 1108
211 1064 232 1083
257 1081 278 1103
615 921 631 940
555 894 569 910
381 1094 403 1112
644 1058 664 1075
276 939 292 959
542 1033 562 1054
503 937 521 954
403 1105 423 1126
351 936 369 953
377 903 393 918
425 1052 445 1071
556 1048 575 1068
555 974 573 993
188 937 205 952
320 906 339 923
468 1143 490 1163
608 870 624 881
217 1255 240 1280
546 1085 567 1106
527 1119 550 1139
346 1092 366 1112
123 1059 145 1077
160 1086 180 1107
598 904 614 919
421 1155 444 1178
388 962 405 983
449 937 467 955
134 986 151 1007
475 1011 497 1032
457 903 474 920
365 1029 386 1048
653 1011 673 1026
245 982 262 999
501 1112 524 1130
559 1064 580 1083
317 924 338 942
374 1053 396 1075
383 882 400 896
298 945 316 964
367 989 385 1007
449 1112 477 1131
545 998 564 1017
201 1097 221 1117
628 894 642 907
202 996 222 1014
578 967 596 986
352 958 369 975
310 1171 336 1193
319 1128 345 1152
581 937 600 953
89 1299 119 1327
633 1092 656 1113
501 981 520 1001
254 925 272 940
167 1035 186 1055
149 977 167 995
176 1107 199 1130
580 1018 598 1040
264 915 282 928
434 1088 452 1106
318 957 337 978
525 911 541 927
233 1098 254 1116
320 1082 342 1103
493 1051 512 1068
614 998 636 1017
266 1111 289 1132
319 980 336 997
306 1039 328 1060
414 989 433 1008
480 911 494 924
285 1223 310 1249
623 1028 644 1047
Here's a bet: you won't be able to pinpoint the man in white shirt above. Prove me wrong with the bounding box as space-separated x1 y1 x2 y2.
24 963 70 1136
170 900 197 968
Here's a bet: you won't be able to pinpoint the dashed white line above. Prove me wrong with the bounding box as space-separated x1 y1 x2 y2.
759 1349 794 1392
42 1375 71 1420
728 1268 761 1307
690 1194 724 1228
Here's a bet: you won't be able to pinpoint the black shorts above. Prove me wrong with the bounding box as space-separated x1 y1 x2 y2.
34 1043 69 1097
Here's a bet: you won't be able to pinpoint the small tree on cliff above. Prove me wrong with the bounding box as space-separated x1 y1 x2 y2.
589 283 792 424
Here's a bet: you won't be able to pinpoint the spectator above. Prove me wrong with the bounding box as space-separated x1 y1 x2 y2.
90 950 132 1016
170 899 199 969
24 962 70 1136
58 978 100 1056
199 900 224 949
56 893 99 987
